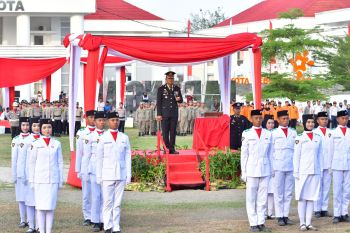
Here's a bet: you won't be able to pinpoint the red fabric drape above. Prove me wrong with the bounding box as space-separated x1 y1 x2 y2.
81 56 130 64
192 115 230 150
46 75 51 102
79 33 262 64
120 66 126 103
84 51 100 112
9 86 15 109
254 48 262 109
0 58 66 88
97 47 108 84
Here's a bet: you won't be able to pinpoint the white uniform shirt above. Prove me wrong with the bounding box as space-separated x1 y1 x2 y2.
75 126 96 179
28 137 64 186
271 126 297 172
313 127 332 170
293 132 323 176
330 126 350 171
241 127 272 178
83 129 104 176
96 129 131 183
11 133 31 183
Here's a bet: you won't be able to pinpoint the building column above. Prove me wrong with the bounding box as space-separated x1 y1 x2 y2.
16 14 30 45
70 15 84 34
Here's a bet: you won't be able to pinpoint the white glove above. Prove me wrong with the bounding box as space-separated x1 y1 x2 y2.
126 177 131 185
77 173 82 179
29 182 34 189
328 168 332 176
96 178 101 185
241 173 247 183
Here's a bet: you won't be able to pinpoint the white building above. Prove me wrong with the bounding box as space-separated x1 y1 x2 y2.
0 0 183 106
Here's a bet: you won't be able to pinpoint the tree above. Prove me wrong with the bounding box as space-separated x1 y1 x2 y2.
319 36 350 91
187 7 226 32
255 8 331 101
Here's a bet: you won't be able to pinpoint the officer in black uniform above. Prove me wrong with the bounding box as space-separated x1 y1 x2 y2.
156 71 183 154
230 103 251 150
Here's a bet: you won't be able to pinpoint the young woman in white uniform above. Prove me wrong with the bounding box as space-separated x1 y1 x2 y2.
12 117 31 229
28 119 64 233
294 114 323 231
25 117 41 233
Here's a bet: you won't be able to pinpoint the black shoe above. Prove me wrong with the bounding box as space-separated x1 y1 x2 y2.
277 217 286 226
314 211 321 218
112 231 121 233
170 150 179 154
321 211 329 217
18 222 28 228
284 217 294 225
250 226 260 232
105 229 112 233
342 214 350 222
93 223 102 232
26 228 36 233
83 219 91 226
138 132 141 136
258 224 271 232
333 216 341 224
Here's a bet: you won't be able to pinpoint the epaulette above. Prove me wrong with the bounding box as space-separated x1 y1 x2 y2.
243 128 251 132
14 135 19 139
79 128 84 131
297 133 303 136
289 127 296 131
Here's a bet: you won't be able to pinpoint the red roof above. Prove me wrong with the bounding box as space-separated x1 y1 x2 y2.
216 0 350 27
85 0 163 20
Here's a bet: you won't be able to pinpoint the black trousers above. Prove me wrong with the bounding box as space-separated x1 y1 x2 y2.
54 120 62 135
230 131 242 150
161 117 178 152
62 120 69 134
11 126 19 138
75 121 81 136
289 119 297 129
118 120 125 133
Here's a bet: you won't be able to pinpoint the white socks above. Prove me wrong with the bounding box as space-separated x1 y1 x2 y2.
18 201 26 223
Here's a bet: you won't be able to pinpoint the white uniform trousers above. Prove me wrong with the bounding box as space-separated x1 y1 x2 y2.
314 169 332 212
90 174 103 223
333 170 350 216
37 210 54 233
246 176 268 226
81 177 91 220
273 171 294 218
298 200 314 227
102 180 125 231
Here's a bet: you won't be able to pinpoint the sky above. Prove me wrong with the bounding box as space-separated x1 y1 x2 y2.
125 0 264 22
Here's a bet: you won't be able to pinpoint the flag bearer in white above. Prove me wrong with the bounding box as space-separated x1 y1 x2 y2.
294 114 323 231
271 110 297 226
329 110 350 224
313 111 332 218
241 109 272 232
75 110 96 226
84 111 106 232
28 119 64 233
12 117 31 229
24 117 41 233
96 111 131 233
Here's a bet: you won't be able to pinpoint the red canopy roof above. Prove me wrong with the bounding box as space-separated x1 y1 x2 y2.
85 0 163 20
216 0 350 27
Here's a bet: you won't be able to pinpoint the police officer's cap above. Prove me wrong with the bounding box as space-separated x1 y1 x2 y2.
233 103 242 109
94 111 106 119
337 110 348 117
19 117 30 123
303 114 314 120
251 109 262 116
107 112 119 119
317 111 328 118
277 110 288 118
165 71 176 76
86 110 96 117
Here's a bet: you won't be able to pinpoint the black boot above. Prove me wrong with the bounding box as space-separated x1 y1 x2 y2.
314 211 321 218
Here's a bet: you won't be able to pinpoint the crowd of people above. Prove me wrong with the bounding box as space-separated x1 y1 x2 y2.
239 104 350 232
134 100 209 136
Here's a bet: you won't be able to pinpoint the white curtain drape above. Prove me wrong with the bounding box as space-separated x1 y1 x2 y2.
218 55 232 115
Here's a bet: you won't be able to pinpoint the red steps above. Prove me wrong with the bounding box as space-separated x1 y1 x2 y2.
167 154 205 188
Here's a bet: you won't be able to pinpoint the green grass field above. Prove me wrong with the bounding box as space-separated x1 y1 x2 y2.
0 128 193 167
